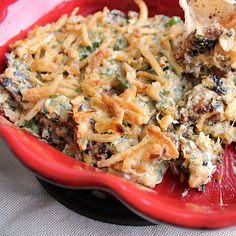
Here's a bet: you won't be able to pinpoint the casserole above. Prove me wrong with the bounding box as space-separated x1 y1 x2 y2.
1 0 236 229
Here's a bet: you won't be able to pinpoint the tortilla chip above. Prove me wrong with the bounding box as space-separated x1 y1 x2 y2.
179 0 236 34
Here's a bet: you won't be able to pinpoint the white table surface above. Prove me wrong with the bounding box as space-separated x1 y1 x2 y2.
0 137 236 236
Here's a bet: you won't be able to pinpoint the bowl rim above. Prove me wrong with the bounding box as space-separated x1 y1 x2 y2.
1 124 236 229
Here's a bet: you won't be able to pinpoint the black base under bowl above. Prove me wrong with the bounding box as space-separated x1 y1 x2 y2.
37 178 155 226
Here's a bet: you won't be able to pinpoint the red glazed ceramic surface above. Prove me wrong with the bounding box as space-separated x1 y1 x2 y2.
1 0 236 229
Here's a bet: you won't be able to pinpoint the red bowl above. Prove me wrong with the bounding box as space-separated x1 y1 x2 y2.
1 0 236 229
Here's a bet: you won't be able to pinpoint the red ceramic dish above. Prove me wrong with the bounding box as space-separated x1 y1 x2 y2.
1 0 236 229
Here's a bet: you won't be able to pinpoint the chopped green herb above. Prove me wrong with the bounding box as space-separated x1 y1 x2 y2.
145 68 156 74
79 40 102 60
168 16 183 27
163 66 169 71
23 119 39 134
41 107 46 114
79 48 90 60
117 76 129 90
173 87 184 100
122 120 130 127
92 41 101 48
159 89 168 98
113 37 127 51
100 68 114 76
43 96 72 122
